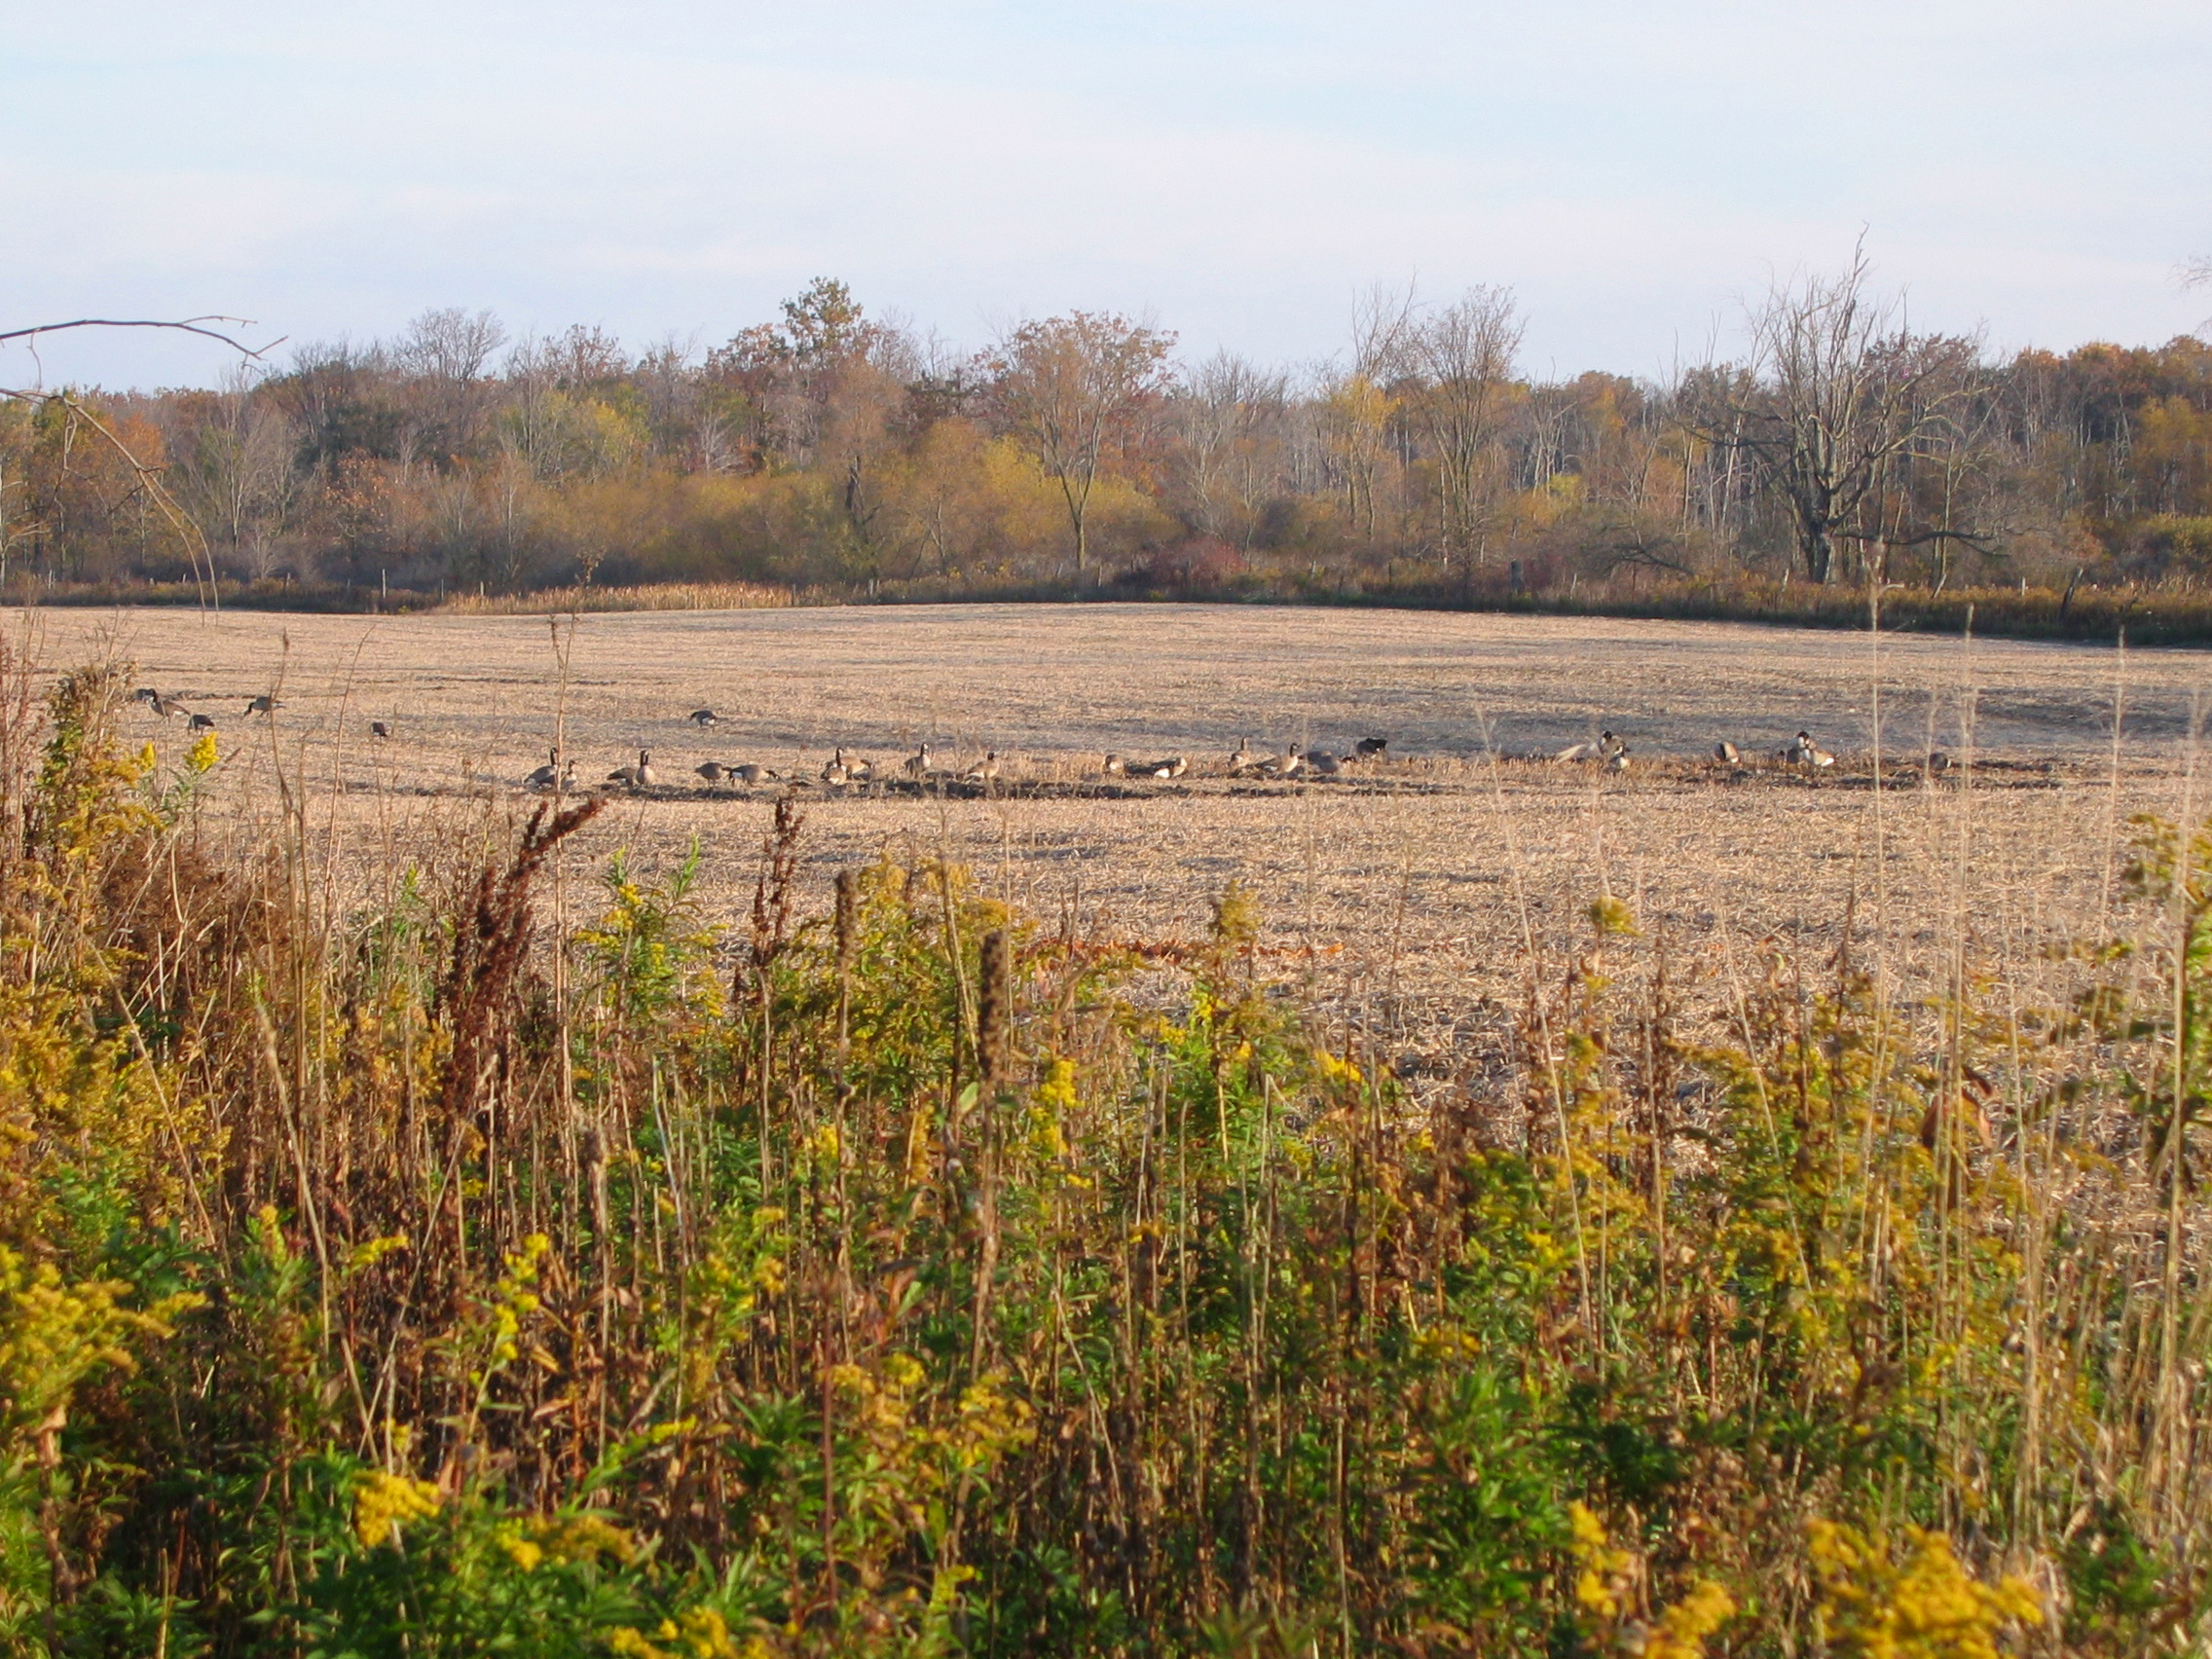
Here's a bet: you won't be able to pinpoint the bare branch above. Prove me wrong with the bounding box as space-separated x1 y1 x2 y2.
0 315 283 359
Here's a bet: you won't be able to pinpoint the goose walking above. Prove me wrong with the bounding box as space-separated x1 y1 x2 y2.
1713 741 1740 764
689 708 719 727
696 760 733 785
187 712 217 732
732 762 779 785
1267 748 1305 778
245 694 282 716
607 749 658 789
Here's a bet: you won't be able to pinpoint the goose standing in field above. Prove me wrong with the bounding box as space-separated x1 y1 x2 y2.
820 753 850 787
903 744 934 780
1606 748 1632 772
369 719 392 740
1785 730 1834 768
689 708 719 727
1713 741 1740 764
1354 736 1389 759
1228 736 1259 774
962 750 1001 784
1134 756 1188 780
139 690 182 719
696 760 733 785
524 749 567 790
245 694 283 716
732 762 780 785
1266 747 1305 778
1306 749 1345 778
1100 754 1127 778
187 712 217 733
1555 730 1619 763
607 749 658 790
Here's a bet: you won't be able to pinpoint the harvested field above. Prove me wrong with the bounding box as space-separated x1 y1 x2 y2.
24 600 2208 1091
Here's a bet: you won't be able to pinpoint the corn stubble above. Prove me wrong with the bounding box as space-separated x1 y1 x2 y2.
0 653 2207 1658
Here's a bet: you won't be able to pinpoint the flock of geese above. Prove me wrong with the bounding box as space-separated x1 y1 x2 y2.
131 688 1883 790
1550 727 1842 771
514 719 1401 796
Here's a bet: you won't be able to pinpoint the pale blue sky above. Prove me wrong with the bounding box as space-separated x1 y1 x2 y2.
6 0 2208 387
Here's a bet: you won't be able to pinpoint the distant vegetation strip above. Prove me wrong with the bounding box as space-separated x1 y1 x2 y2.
7 259 2212 627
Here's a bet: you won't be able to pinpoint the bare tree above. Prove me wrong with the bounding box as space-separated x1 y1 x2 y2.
1174 350 1287 545
1707 249 1988 583
1408 287 1524 572
398 307 507 454
985 313 1175 576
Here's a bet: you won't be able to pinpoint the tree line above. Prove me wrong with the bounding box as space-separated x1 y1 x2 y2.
4 255 2208 603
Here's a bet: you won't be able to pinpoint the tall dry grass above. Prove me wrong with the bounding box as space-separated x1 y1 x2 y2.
0 641 2205 1658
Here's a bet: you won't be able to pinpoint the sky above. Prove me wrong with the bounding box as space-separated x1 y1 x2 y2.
4 0 2209 389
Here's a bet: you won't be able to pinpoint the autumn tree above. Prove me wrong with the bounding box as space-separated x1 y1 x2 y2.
985 312 1175 576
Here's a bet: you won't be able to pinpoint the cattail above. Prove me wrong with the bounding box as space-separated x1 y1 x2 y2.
977 928 1009 1089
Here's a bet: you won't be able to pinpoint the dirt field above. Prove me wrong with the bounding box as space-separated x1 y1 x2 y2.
23 601 2212 1095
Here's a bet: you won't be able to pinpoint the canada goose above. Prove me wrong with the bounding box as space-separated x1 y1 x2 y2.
844 751 875 782
695 760 732 784
962 750 1001 783
1927 750 1952 773
1606 748 1632 772
689 708 719 726
369 720 391 739
1267 748 1305 778
187 712 217 732
245 694 282 715
607 749 658 789
1713 741 1740 764
1135 756 1188 779
1306 750 1345 778
1555 730 1618 763
733 763 779 785
524 749 568 790
903 744 934 780
821 749 851 787
1787 731 1835 768
1100 754 1127 777
143 691 182 719
1354 736 1389 759
1228 736 1259 773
